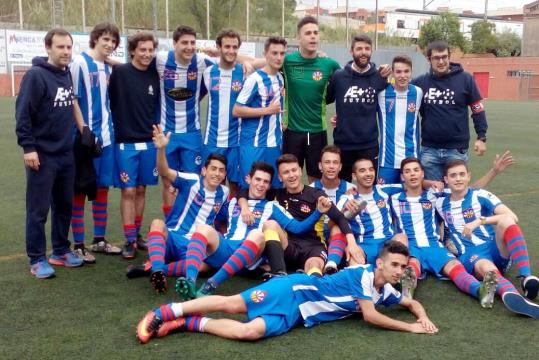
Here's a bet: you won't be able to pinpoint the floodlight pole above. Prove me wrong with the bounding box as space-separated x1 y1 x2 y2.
206 0 210 39
281 0 285 37
81 0 86 32
121 0 125 34
374 0 379 50
153 0 158 34
18 0 23 29
246 0 250 41
166 0 169 38
345 0 349 48
111 0 116 22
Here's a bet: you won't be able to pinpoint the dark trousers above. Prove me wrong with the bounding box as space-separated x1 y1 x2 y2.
26 151 75 264
339 146 379 182
282 129 328 178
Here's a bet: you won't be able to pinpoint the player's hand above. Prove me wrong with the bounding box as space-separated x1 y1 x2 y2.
415 318 438 334
462 219 481 238
346 242 365 265
242 61 255 75
265 97 283 115
345 187 357 196
344 199 360 215
330 115 337 128
24 151 40 171
168 185 178 197
316 196 332 213
152 125 171 149
241 208 255 225
429 181 445 193
474 139 487 156
378 64 392 78
492 150 514 174
200 46 219 57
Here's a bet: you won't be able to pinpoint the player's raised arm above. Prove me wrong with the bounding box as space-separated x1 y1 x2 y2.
472 151 514 189
152 125 177 182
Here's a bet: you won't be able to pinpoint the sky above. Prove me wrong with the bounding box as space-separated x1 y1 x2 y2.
299 0 532 13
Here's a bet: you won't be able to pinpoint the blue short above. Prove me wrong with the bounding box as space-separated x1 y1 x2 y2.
409 244 456 277
202 145 240 183
240 276 302 338
377 167 401 185
166 132 202 173
239 145 282 189
93 144 114 187
165 231 189 262
359 239 388 265
114 142 158 188
458 240 510 274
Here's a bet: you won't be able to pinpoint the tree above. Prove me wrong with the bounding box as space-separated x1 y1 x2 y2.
470 20 497 54
495 30 521 57
418 12 467 52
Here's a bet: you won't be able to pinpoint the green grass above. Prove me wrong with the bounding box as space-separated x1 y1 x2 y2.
2 97 539 359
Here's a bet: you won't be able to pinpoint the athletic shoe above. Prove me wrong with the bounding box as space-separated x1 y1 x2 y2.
175 277 197 301
444 238 459 256
150 270 167 294
324 261 338 275
30 259 55 279
196 281 217 298
522 275 539 300
136 233 148 251
122 242 137 259
90 240 122 255
156 318 186 338
261 271 287 282
126 260 152 279
136 311 163 344
48 252 84 268
478 270 497 308
74 246 96 264
400 266 417 299
502 292 539 319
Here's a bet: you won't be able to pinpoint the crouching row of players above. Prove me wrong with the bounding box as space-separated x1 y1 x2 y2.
133 126 539 342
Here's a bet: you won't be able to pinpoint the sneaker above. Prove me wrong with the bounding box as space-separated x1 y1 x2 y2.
136 233 148 251
261 271 287 282
156 318 186 338
48 252 84 268
444 238 459 256
136 311 163 344
30 259 55 279
90 240 122 255
126 260 151 279
150 270 167 294
175 277 197 301
324 261 338 275
478 270 497 308
196 281 217 298
522 275 539 300
74 246 96 264
122 242 137 259
400 266 417 299
502 292 539 319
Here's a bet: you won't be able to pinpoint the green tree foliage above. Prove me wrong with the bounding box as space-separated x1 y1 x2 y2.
495 30 521 57
418 12 467 52
470 20 497 54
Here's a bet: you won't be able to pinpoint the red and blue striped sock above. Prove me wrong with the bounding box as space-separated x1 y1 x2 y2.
209 240 259 287
135 215 143 235
155 304 176 321
495 270 519 297
71 193 86 244
184 315 209 333
148 231 166 272
123 224 137 244
165 260 187 277
162 204 172 218
504 224 531 277
185 232 208 282
327 233 346 265
448 263 481 297
92 187 109 238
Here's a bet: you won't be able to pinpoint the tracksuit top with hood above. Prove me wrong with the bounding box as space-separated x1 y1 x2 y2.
327 61 388 151
412 62 487 150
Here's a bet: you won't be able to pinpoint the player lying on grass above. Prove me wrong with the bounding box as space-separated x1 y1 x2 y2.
174 161 333 300
435 159 539 318
136 240 438 343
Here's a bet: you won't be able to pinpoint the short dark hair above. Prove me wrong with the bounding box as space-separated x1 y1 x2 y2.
249 161 274 180
427 40 451 58
444 159 468 176
89 22 120 50
392 55 413 70
276 153 300 169
352 157 374 172
297 16 318 33
127 32 158 55
351 34 372 50
264 36 287 52
204 153 227 168
44 28 72 48
173 25 196 42
216 28 241 47
379 240 409 259
400 157 423 174
320 145 341 159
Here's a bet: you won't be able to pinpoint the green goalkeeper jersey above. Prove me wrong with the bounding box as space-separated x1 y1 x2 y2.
283 52 340 133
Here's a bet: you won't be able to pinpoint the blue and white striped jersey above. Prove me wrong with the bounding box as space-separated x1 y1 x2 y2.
166 172 229 237
291 264 401 327
203 63 244 147
310 179 355 205
236 69 284 147
70 52 114 147
156 51 214 133
435 188 502 255
337 185 403 243
377 84 422 169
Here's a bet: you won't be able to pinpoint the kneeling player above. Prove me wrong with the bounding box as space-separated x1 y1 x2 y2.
136 241 438 343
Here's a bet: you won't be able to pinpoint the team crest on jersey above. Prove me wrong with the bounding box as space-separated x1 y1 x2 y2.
232 205 241 217
377 177 385 185
445 212 454 224
377 199 386 208
162 69 179 80
194 193 205 206
469 255 478 263
195 156 202 166
187 71 197 80
421 201 432 210
252 209 263 219
462 208 474 219
300 204 311 213
213 202 222 213
312 70 323 81
231 80 242 92
120 172 130 183
250 290 267 303
211 77 220 91
407 102 416 112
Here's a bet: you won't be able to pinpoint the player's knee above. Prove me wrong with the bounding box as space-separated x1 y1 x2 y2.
221 295 245 314
329 223 343 235
195 224 214 236
498 214 518 229
135 185 146 195
236 323 264 340
305 257 324 270
248 229 265 246
393 233 408 247
121 187 136 199
262 220 280 231
149 219 166 232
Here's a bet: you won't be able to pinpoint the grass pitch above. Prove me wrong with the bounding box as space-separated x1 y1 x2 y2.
1 97 539 359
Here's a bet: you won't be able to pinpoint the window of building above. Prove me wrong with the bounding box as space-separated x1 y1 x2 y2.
397 19 405 28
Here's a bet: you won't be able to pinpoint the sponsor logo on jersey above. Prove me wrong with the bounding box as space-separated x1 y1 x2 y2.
421 201 432 210
120 171 130 183
469 255 478 263
387 99 395 113
213 202 222 213
343 86 376 104
211 77 220 91
312 70 323 81
194 193 205 206
148 85 154 96
162 69 179 80
462 208 474 219
424 88 455 105
231 80 242 92
407 102 416 112
399 200 411 213
187 70 197 80
300 204 311 213
444 212 454 224
232 205 241 217
250 290 267 303
377 199 386 208
53 86 74 107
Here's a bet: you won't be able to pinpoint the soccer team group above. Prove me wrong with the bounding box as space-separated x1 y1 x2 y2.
15 15 539 344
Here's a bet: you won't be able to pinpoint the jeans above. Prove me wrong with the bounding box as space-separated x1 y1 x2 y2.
420 146 469 181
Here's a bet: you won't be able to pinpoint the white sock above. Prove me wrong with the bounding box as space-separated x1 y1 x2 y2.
171 303 183 317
